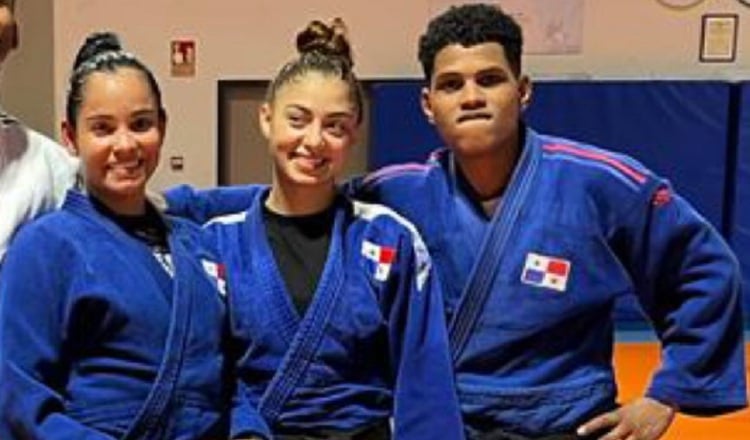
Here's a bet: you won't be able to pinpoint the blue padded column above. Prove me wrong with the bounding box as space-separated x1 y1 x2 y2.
731 82 750 319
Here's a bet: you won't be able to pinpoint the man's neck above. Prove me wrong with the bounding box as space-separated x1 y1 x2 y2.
453 133 522 201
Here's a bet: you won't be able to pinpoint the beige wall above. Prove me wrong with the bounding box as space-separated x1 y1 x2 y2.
1 0 54 136
7 0 740 189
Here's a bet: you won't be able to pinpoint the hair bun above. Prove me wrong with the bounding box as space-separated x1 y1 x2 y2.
296 18 353 68
73 31 123 71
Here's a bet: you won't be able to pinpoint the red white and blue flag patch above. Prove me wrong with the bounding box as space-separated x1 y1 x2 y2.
362 240 397 281
521 252 571 293
202 259 227 297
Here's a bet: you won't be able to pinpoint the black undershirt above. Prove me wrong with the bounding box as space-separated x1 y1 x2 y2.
89 197 171 270
262 203 334 316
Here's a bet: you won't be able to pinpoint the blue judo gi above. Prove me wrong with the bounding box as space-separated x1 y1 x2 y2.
0 190 269 440
164 127 746 437
199 188 464 439
353 128 747 437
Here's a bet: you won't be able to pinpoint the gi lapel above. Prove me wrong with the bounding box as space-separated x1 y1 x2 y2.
120 232 195 440
258 199 348 425
244 193 301 346
447 131 542 362
67 191 175 299
65 193 195 440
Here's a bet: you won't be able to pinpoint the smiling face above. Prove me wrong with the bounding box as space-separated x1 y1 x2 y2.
63 67 165 214
421 42 530 160
260 71 358 191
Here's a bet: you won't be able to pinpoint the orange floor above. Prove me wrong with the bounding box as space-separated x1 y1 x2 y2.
613 343 750 439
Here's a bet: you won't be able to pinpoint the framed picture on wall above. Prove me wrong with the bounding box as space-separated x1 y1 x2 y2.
699 14 738 63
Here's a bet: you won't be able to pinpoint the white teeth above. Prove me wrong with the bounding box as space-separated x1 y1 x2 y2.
295 155 326 168
110 159 142 171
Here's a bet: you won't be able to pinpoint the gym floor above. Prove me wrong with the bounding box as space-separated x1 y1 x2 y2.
613 337 750 440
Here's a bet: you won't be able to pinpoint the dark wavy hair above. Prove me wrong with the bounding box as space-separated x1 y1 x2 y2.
66 31 164 127
267 18 363 124
418 3 523 80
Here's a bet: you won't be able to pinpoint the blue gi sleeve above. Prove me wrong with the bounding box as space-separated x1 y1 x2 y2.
165 184 264 224
0 228 115 439
386 232 466 440
616 181 747 415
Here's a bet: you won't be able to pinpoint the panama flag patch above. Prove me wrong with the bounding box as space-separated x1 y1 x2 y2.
202 260 227 297
521 252 571 292
362 240 397 282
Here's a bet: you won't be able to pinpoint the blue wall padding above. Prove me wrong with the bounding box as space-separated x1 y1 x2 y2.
731 82 750 316
368 82 441 170
525 81 731 232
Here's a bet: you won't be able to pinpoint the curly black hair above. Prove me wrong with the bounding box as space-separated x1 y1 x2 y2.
418 3 523 80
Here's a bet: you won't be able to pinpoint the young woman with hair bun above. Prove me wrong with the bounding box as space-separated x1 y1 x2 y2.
186 18 465 440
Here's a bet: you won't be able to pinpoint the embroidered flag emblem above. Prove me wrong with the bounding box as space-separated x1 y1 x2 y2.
652 187 672 207
521 252 571 292
202 260 227 297
361 240 397 281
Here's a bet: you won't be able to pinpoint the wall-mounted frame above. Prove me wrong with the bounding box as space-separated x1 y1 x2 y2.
737 0 750 8
699 14 738 63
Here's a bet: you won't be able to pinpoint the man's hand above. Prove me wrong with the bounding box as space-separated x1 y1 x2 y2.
576 397 676 440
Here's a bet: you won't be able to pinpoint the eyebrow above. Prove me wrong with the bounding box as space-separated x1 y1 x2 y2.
284 104 310 112
130 109 160 118
83 108 158 121
433 70 462 79
284 104 355 120
325 111 356 120
435 65 507 77
476 67 508 76
82 113 114 124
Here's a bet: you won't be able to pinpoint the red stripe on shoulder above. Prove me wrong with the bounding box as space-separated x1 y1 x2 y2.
542 143 647 184
363 163 432 185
